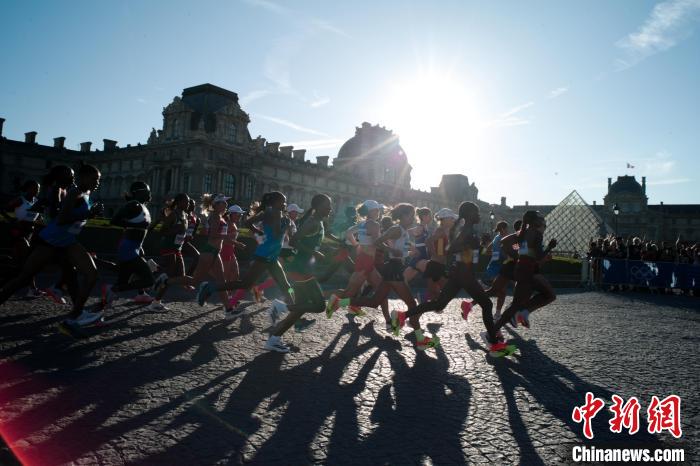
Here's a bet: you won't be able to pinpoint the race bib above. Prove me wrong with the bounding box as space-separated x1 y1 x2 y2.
175 233 186 245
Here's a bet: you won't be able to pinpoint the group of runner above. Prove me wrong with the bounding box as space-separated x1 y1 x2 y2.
0 165 558 355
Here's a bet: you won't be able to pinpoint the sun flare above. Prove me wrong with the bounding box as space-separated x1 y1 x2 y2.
376 72 483 188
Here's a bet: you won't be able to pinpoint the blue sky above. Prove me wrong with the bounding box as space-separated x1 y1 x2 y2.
1 0 698 206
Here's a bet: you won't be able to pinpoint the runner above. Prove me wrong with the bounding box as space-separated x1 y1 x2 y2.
484 220 509 321
325 200 383 317
149 193 190 310
391 201 501 353
485 219 522 322
403 207 434 284
264 194 334 352
37 165 78 306
422 208 458 303
0 164 104 337
494 211 558 331
221 204 246 283
326 204 428 346
183 198 201 277
153 194 232 313
1 180 43 297
197 191 295 320
100 181 154 310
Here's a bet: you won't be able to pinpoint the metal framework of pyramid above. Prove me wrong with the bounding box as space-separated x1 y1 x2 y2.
544 190 612 256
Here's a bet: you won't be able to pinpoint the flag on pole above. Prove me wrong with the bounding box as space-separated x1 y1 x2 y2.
626 163 635 169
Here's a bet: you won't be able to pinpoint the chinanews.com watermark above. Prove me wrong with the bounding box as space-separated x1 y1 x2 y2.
571 445 684 463
567 392 688 464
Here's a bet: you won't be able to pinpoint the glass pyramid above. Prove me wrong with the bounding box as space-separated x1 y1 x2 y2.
544 190 612 256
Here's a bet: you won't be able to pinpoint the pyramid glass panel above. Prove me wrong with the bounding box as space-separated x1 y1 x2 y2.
543 190 612 256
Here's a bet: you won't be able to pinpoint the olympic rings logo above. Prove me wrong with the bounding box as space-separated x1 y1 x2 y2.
629 264 656 281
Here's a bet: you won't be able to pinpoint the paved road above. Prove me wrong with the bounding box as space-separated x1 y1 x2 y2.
0 290 697 465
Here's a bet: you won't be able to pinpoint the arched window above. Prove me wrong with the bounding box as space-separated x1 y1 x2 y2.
224 173 236 196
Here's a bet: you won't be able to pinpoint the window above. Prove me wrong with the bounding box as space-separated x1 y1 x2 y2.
245 176 255 198
203 174 213 193
224 173 236 195
228 124 237 142
208 149 213 161
183 173 191 192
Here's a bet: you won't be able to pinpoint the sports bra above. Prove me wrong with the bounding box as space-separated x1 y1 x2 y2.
15 196 40 223
389 226 411 259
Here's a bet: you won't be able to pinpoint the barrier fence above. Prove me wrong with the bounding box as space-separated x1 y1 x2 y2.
584 258 700 291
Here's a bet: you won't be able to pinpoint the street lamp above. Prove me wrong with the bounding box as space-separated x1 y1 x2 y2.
489 210 495 230
613 203 620 234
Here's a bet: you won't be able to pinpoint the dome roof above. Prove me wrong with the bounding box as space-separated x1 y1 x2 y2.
337 122 406 163
609 175 643 195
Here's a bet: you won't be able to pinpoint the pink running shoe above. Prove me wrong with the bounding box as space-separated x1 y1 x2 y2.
461 300 473 321
252 286 264 303
133 293 154 304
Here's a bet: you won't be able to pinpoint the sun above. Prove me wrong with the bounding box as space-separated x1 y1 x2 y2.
375 72 483 189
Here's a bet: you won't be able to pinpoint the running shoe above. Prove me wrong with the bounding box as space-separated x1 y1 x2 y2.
268 299 288 325
516 309 530 328
73 309 104 327
57 320 87 339
44 286 67 305
390 310 407 336
25 288 45 298
148 301 170 312
197 281 211 306
252 286 264 303
325 294 340 318
102 284 116 310
224 307 244 320
461 300 473 321
264 335 290 353
347 305 365 317
153 273 168 293
294 318 316 333
416 334 441 351
133 292 154 304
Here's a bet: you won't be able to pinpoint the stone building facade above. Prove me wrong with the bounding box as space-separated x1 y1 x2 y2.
593 175 700 241
0 84 500 228
2 84 696 241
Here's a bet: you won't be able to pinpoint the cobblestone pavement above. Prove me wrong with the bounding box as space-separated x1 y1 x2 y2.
0 290 697 465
